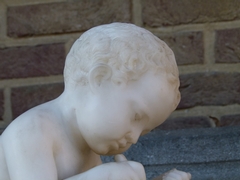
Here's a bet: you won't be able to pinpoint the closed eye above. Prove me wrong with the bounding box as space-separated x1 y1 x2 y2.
134 113 142 121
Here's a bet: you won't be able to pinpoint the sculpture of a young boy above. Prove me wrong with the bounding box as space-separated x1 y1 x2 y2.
0 23 191 180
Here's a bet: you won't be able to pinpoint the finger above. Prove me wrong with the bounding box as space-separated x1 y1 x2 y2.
175 170 191 180
162 175 175 180
165 170 191 180
187 173 191 179
164 172 182 180
114 154 127 162
128 161 146 180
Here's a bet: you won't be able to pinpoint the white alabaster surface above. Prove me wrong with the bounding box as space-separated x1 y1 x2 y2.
0 23 190 180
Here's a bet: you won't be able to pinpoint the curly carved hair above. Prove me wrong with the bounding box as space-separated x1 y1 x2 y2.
64 23 179 88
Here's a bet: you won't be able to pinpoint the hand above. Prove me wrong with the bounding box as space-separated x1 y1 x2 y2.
73 154 146 180
114 154 146 180
153 169 191 180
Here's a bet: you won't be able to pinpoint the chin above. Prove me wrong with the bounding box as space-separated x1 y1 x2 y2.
92 148 109 155
96 148 125 156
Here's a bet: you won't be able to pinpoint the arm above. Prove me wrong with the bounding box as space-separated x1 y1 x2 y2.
2 125 58 180
153 169 191 180
65 155 146 180
3 127 145 180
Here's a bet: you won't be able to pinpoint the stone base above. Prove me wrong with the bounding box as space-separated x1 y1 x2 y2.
102 126 240 180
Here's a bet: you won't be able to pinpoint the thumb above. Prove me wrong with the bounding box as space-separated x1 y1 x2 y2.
114 154 127 162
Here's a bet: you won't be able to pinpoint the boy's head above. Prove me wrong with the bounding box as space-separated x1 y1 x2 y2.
62 23 181 155
64 22 179 91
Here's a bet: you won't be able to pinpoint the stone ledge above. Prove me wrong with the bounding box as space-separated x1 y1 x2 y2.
146 161 240 180
102 126 240 179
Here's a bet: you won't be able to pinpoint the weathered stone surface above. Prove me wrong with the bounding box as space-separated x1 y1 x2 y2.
126 127 240 165
220 114 240 127
102 127 240 180
11 83 64 119
157 32 204 65
147 161 240 180
0 90 3 120
178 72 240 109
156 116 212 130
215 28 240 63
0 44 65 79
142 0 240 27
7 0 131 37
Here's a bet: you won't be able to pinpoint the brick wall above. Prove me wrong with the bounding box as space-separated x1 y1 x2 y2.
0 0 239 131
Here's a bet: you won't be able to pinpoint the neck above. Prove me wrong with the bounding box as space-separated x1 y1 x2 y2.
54 91 91 154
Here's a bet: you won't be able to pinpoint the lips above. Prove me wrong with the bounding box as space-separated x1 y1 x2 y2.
119 142 132 150
118 142 127 148
112 141 128 150
106 142 132 155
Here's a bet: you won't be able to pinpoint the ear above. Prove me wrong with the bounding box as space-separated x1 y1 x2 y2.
88 63 112 92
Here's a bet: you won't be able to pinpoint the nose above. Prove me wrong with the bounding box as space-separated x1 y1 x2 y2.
129 130 142 144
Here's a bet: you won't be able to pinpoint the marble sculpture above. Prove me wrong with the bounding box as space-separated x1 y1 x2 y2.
0 23 191 180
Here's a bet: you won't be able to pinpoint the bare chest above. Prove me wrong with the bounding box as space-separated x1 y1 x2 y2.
0 139 10 180
54 141 101 180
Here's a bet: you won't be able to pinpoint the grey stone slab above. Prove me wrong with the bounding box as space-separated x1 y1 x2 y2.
102 126 240 180
146 161 240 180
125 127 240 165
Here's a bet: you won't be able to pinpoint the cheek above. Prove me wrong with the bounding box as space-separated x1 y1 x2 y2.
84 115 128 141
174 90 181 109
149 93 177 127
83 98 132 138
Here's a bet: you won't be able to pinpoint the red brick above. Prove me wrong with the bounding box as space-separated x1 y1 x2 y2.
0 90 3 120
0 44 65 79
7 0 131 37
11 83 64 119
215 28 240 63
220 114 240 127
156 116 212 130
178 73 240 109
142 0 240 27
157 31 204 65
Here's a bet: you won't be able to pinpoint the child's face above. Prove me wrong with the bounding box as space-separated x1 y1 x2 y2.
78 71 180 155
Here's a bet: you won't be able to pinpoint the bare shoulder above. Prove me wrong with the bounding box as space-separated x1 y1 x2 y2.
0 103 65 180
2 103 62 145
